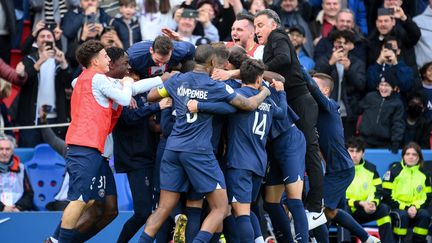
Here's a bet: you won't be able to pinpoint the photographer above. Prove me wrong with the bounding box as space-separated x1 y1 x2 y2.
17 28 71 147
367 7 421 71
367 36 415 96
21 20 64 56
164 6 219 45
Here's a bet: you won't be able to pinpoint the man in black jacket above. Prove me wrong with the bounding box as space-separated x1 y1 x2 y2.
254 9 326 229
18 28 71 147
315 29 366 139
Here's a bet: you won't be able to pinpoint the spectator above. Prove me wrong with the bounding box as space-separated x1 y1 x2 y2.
314 8 368 64
61 0 111 43
358 78 405 152
247 0 267 15
0 58 27 85
367 36 415 96
0 78 15 137
136 0 173 41
127 35 195 79
403 93 431 149
167 6 219 44
0 0 17 63
99 0 120 17
302 0 368 34
17 28 71 147
287 25 315 71
273 0 314 57
382 142 431 242
342 136 394 243
108 0 141 50
367 7 421 71
29 0 73 31
0 135 35 212
413 0 432 68
315 29 366 139
309 0 341 45
100 27 124 48
420 62 432 123
21 20 64 56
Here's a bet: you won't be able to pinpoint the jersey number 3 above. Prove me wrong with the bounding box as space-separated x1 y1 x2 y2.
252 112 267 140
186 112 198 123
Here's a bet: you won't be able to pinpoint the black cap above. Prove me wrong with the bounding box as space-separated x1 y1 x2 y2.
288 25 305 36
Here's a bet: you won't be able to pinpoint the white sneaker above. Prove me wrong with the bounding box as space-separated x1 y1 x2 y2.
365 236 381 243
305 209 327 230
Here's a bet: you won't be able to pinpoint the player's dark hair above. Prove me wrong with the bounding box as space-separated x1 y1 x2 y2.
345 136 366 152
76 40 105 68
194 44 214 65
228 46 249 69
152 35 173 56
255 9 281 27
312 72 334 93
180 59 196 73
240 59 266 84
212 43 229 67
106 47 127 63
402 142 424 167
236 12 255 24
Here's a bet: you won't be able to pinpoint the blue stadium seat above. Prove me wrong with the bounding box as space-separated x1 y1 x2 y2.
25 144 66 210
114 173 133 211
14 147 34 164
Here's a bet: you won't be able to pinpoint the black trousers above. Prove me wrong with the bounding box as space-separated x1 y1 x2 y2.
117 167 154 243
391 208 430 243
289 93 323 212
0 35 11 64
340 203 394 243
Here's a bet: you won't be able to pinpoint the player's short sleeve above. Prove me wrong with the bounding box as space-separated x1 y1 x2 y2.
158 73 181 98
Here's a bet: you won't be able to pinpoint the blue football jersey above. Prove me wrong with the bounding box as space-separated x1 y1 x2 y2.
226 86 280 176
162 72 237 154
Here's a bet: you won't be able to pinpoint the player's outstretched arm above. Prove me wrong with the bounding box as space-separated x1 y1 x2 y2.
229 86 271 111
187 100 237 114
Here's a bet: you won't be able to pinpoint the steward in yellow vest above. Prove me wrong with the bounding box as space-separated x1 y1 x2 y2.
342 137 394 243
382 142 432 243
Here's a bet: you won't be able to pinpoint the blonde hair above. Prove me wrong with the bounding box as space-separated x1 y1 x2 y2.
0 78 12 99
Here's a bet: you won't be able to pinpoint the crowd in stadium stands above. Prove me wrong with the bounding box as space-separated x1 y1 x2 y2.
0 0 432 242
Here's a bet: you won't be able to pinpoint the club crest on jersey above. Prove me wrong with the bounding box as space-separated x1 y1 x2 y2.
417 185 423 192
98 189 106 198
384 171 391 181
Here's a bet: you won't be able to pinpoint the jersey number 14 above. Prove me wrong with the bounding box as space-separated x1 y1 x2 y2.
252 112 267 140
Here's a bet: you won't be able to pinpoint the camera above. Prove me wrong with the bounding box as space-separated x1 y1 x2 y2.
182 9 199 19
105 25 115 32
45 41 54 50
86 13 97 24
42 105 53 113
377 8 394 16
45 22 57 31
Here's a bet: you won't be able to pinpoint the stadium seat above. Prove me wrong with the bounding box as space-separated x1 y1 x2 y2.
113 173 133 211
25 144 66 210
14 147 35 164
